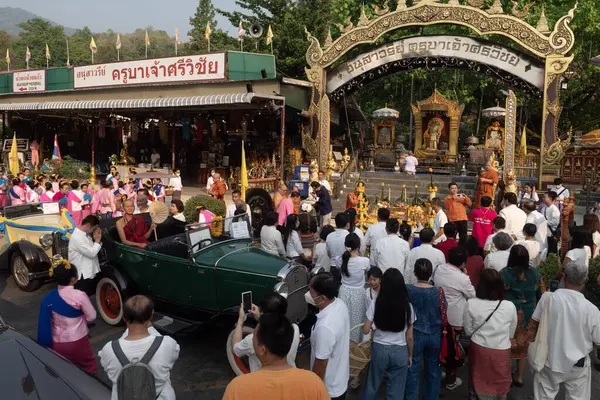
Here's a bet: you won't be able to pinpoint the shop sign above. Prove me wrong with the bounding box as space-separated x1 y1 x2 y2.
2 138 29 152
13 70 46 93
74 53 226 89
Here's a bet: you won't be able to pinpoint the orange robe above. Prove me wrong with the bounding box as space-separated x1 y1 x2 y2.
346 192 358 211
475 169 499 208
211 180 227 204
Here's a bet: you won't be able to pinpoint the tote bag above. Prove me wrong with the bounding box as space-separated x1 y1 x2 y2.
528 292 553 372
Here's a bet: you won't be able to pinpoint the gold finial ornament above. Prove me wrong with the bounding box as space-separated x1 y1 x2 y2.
396 0 407 11
511 0 535 19
536 6 551 35
358 6 370 27
488 0 504 14
324 27 333 49
372 1 391 16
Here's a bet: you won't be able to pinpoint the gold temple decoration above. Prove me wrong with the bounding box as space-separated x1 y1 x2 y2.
510 0 535 19
537 6 551 35
304 1 578 186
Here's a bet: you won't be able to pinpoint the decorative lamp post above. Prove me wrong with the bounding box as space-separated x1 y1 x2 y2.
427 167 438 200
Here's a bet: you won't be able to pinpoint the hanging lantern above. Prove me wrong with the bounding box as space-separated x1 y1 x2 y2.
131 119 139 143
210 119 218 137
159 118 168 144
98 118 106 139
181 117 191 141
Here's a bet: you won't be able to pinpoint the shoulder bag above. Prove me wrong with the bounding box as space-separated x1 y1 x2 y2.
528 292 553 372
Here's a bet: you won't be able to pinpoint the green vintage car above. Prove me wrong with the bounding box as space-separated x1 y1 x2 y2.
96 213 315 375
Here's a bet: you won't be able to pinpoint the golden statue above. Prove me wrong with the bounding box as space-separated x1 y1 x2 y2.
309 159 319 182
485 121 505 150
326 151 337 180
119 143 136 165
505 169 518 195
341 148 351 170
424 117 444 150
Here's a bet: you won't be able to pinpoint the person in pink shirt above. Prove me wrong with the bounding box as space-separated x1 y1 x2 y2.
278 192 300 226
126 179 137 201
51 175 60 193
40 182 55 203
468 195 497 251
53 182 70 209
67 180 84 226
111 172 120 191
8 178 26 205
37 259 97 374
97 180 116 218
81 183 93 220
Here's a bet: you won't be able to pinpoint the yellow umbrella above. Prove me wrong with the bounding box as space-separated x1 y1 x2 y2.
9 133 19 175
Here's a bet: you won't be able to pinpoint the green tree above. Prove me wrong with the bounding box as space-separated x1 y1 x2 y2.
12 19 67 69
188 0 238 53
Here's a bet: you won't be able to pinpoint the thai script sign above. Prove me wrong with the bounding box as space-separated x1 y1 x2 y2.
328 36 545 93
74 53 226 89
13 70 46 93
2 138 29 152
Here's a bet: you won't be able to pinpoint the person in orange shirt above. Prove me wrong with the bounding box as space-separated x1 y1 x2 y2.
346 185 358 212
222 313 330 400
210 173 227 205
273 184 288 210
444 182 472 245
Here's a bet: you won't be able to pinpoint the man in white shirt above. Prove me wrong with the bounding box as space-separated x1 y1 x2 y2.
431 197 448 244
372 218 410 273
404 151 418 175
484 216 507 256
169 169 183 201
100 295 180 400
432 246 475 390
225 190 251 233
150 148 161 169
483 232 513 272
404 228 445 284
531 262 600 400
499 192 527 238
317 170 332 192
552 177 570 203
543 191 561 255
308 273 350 400
522 200 548 250
69 215 102 295
326 213 349 282
365 208 390 266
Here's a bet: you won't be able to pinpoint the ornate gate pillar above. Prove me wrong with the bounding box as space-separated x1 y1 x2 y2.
504 90 517 181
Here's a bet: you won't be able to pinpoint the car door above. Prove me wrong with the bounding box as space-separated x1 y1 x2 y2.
145 251 218 311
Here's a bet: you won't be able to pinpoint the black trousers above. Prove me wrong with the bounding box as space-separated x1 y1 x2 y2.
454 220 468 246
548 236 559 255
74 276 98 296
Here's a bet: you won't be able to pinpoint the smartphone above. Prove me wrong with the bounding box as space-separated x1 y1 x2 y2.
549 280 560 292
242 291 252 313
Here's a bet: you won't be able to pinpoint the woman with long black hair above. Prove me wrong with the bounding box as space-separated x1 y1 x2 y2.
338 233 370 342
361 269 415 400
283 214 310 265
345 208 366 254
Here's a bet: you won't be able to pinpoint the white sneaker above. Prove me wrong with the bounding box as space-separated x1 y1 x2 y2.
446 377 463 390
441 371 446 380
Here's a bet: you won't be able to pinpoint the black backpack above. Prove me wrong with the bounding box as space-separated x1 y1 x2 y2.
111 336 164 400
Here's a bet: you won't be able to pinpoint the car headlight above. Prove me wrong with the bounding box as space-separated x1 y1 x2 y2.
39 233 54 248
273 282 289 298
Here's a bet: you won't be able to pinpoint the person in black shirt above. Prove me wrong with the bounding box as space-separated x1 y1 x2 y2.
311 181 333 229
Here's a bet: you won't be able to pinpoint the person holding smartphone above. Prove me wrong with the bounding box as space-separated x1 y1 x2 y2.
232 292 300 373
444 182 472 245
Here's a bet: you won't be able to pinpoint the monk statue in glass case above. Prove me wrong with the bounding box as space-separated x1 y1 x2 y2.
485 121 505 150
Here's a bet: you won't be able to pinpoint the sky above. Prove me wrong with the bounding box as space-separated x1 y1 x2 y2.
3 0 241 37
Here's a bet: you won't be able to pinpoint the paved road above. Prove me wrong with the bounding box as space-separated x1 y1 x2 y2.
1 271 598 399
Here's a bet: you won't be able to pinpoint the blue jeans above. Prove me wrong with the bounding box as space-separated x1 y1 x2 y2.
405 331 442 400
361 342 408 400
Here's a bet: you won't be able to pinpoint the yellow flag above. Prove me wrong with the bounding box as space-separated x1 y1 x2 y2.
204 23 212 41
45 43 51 59
5 49 10 65
240 141 249 202
145 30 150 46
89 37 97 53
266 25 274 45
9 134 19 175
519 127 527 158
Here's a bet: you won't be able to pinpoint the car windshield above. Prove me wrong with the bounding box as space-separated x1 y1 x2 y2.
187 213 253 254
1 202 61 219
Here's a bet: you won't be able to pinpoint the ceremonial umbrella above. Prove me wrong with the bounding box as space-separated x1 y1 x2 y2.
149 201 169 241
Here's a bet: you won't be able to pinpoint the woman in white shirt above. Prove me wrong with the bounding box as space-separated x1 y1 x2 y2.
463 269 517 400
516 223 540 266
283 214 310 265
563 227 593 268
338 233 370 342
260 212 285 257
313 225 334 272
518 183 539 206
583 213 600 258
484 232 513 272
361 269 415 399
365 266 382 308
170 200 186 222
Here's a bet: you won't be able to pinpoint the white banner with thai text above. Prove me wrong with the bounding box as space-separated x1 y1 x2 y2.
74 53 226 89
13 70 46 93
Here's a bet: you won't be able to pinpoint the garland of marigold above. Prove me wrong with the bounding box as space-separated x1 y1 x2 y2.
48 258 72 277
210 216 223 237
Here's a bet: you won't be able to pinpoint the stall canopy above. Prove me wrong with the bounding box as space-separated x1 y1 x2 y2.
0 93 284 111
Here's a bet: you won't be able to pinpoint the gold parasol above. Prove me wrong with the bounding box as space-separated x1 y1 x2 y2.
149 201 169 241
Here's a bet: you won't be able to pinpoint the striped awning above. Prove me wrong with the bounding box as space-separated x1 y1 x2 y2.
0 93 284 111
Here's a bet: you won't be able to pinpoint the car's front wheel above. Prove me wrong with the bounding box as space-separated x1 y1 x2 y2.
11 254 41 292
96 277 124 326
226 328 253 376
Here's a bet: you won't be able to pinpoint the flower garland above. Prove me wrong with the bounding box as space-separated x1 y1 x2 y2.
48 258 71 278
210 216 223 237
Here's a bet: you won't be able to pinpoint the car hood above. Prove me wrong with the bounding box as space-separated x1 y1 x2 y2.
0 329 110 400
215 246 288 276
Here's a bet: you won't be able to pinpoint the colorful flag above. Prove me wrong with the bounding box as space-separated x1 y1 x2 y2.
237 21 245 41
145 30 150 46
52 134 62 160
89 37 97 53
45 43 50 59
240 141 248 201
266 25 274 45
116 34 122 50
204 23 212 41
9 134 19 175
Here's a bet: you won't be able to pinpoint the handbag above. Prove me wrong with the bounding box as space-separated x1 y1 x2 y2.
438 287 466 368
528 292 553 372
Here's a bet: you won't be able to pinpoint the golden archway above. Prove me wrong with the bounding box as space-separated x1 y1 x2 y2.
304 0 577 186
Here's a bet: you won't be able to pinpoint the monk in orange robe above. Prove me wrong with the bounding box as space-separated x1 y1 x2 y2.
346 190 358 212
475 162 499 208
210 173 227 204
